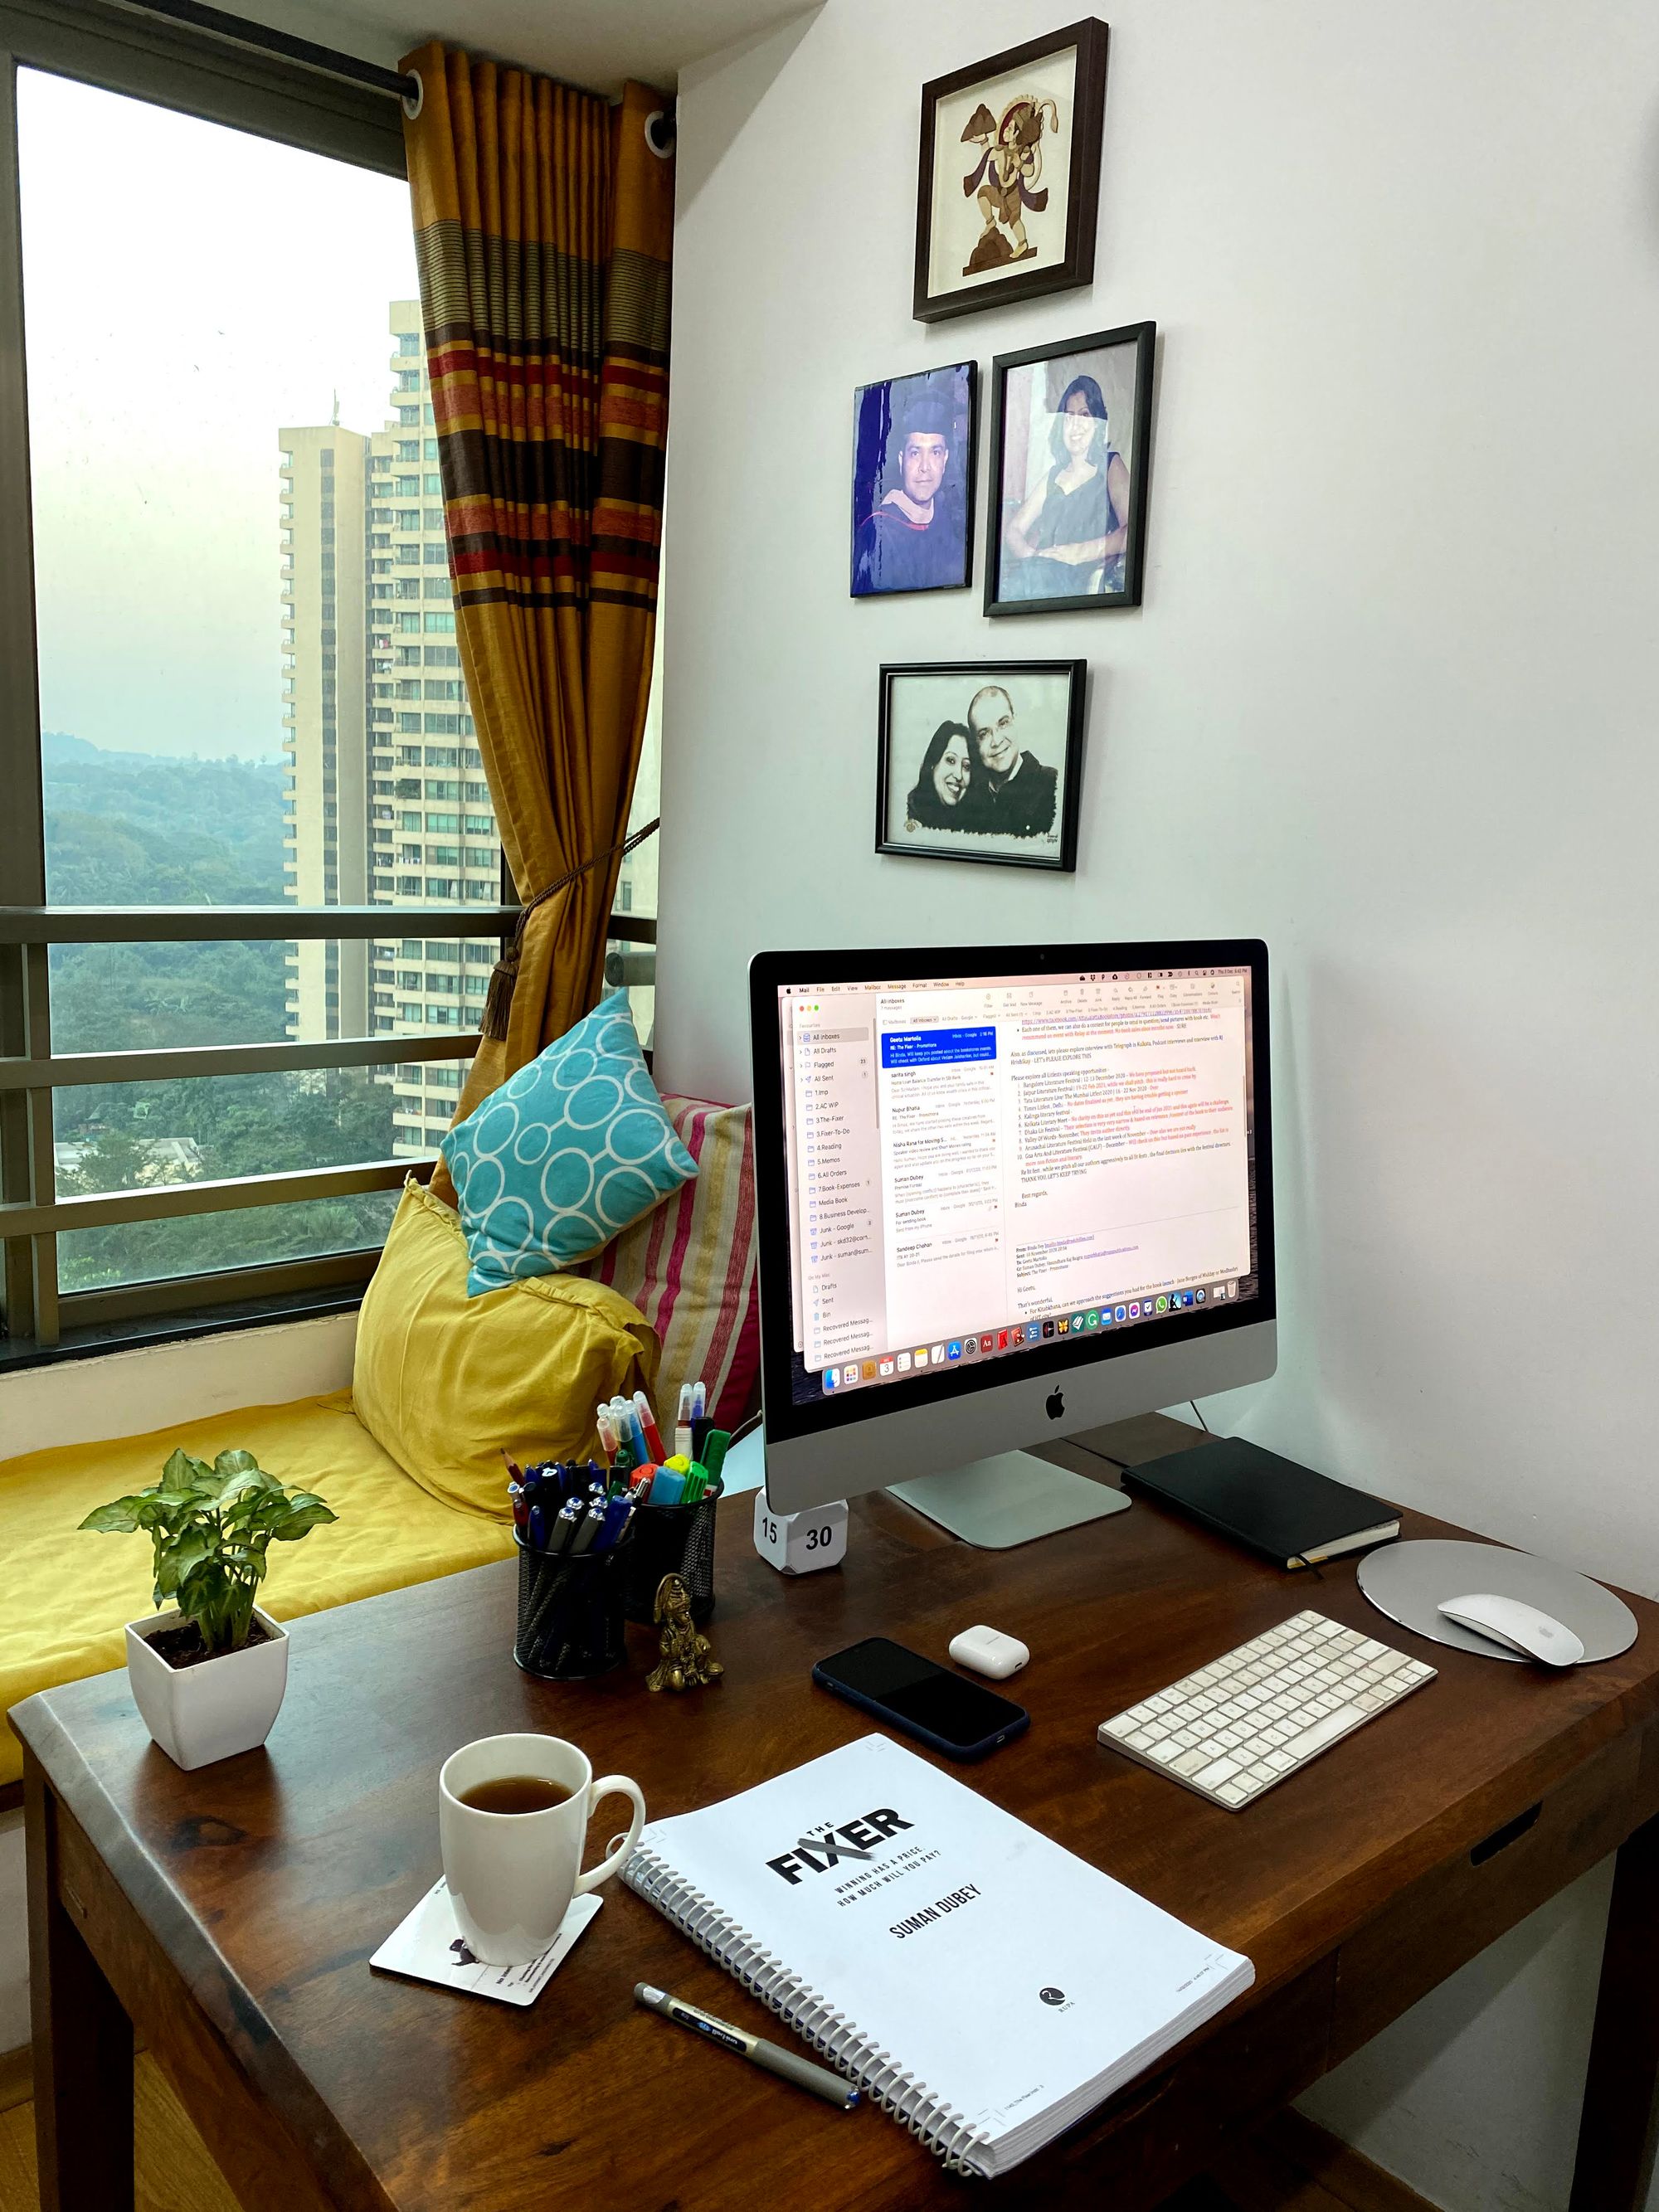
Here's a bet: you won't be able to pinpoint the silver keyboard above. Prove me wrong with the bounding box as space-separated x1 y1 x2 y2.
1097 1609 1436 1810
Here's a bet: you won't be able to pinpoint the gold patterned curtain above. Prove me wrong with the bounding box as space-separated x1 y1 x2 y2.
401 47 672 1183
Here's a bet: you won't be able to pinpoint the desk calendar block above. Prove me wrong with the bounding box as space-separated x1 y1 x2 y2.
753 1495 848 1575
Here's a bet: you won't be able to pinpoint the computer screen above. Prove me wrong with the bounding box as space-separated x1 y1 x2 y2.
757 949 1266 1417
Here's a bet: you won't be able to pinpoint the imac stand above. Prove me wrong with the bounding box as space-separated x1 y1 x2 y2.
888 1452 1131 1550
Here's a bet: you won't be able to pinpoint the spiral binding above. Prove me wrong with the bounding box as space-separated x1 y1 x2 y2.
625 1845 987 2176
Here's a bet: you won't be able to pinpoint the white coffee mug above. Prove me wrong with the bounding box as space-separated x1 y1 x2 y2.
439 1733 646 1966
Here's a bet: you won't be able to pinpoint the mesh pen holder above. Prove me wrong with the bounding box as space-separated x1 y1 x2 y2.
622 1495 718 1626
513 1527 634 1680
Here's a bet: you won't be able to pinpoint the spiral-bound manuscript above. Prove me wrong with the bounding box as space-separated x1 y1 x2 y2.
621 1734 1253 2180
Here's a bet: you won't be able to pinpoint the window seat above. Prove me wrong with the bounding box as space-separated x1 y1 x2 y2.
0 1388 514 1794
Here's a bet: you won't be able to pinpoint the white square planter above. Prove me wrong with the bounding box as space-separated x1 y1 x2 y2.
124 1606 289 1772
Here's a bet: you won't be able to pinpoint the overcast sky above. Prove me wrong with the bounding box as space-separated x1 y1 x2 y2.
19 69 421 761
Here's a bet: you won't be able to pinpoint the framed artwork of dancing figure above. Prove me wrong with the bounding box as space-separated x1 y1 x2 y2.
875 659 1087 873
984 322 1155 616
912 19 1110 324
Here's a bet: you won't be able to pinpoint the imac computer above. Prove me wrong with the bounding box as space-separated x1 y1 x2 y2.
747 941 1276 1548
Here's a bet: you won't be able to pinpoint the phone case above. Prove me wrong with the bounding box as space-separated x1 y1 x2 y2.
810 1662 1029 1762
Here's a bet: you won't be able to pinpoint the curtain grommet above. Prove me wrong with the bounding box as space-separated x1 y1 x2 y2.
644 105 674 158
401 67 424 121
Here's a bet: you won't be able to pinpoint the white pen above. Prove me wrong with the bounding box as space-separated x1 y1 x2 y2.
634 1984 859 2110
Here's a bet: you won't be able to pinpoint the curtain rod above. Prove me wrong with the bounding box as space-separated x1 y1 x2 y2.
107 0 424 111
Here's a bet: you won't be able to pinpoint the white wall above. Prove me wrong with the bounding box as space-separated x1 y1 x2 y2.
655 5 1659 2207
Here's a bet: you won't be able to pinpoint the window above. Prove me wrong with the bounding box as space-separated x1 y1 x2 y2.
0 16 645 1355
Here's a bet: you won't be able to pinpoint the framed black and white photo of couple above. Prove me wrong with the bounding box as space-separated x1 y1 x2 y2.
876 659 1087 873
984 321 1154 616
850 360 977 597
912 19 1110 324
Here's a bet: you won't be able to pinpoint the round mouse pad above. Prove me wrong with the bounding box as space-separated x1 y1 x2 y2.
1357 1539 1637 1663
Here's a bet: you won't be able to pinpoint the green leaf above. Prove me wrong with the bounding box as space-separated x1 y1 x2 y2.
160 1449 207 1496
272 1500 338 1540
80 1497 144 1534
213 1449 260 1479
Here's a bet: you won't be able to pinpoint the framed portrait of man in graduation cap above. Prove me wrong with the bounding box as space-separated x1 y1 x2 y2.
850 361 977 598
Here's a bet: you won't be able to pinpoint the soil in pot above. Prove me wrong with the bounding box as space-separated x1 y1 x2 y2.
141 1616 275 1670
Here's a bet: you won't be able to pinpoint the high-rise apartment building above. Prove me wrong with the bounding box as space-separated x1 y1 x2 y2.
279 425 369 1041
284 301 655 1159
281 304 495 1154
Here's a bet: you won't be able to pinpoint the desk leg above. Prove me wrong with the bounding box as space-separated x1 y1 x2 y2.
1571 1812 1659 2212
24 1753 134 2212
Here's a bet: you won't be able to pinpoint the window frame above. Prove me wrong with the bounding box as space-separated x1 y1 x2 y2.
0 1 656 1359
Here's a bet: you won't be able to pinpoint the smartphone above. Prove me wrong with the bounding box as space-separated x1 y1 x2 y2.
813 1636 1029 1762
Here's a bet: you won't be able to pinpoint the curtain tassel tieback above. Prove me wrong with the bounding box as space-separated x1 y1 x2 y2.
481 817 660 1043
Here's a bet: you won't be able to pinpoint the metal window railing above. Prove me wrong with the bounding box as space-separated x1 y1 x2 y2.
0 903 657 1349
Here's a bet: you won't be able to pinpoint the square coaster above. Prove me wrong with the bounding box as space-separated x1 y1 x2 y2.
370 1878 601 2005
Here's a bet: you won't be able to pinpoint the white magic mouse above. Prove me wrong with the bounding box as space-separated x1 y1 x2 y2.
1438 1592 1585 1667
949 1626 1029 1680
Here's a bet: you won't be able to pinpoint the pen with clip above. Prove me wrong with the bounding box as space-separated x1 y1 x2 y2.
633 1984 859 2111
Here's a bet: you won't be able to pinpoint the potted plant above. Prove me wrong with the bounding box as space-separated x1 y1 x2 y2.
80 1447 336 1771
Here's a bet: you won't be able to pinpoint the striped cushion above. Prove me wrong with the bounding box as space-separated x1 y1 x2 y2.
568 1096 759 1432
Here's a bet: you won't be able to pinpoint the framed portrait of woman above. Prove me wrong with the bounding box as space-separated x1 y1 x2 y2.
912 20 1110 323
875 659 1087 873
984 322 1155 617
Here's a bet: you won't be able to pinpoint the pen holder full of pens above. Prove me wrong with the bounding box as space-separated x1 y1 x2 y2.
514 1525 635 1680
622 1495 718 1627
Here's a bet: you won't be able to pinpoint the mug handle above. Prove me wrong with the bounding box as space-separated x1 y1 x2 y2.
576 1775 646 1893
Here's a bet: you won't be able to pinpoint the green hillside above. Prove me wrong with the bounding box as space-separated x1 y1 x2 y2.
40 735 394 1292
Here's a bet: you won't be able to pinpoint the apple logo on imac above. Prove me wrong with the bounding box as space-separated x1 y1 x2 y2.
1045 1388 1065 1420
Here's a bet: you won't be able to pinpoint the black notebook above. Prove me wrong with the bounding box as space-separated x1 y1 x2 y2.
1123 1437 1399 1568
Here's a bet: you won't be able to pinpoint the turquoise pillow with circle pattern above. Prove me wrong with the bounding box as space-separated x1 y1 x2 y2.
440 990 697 1298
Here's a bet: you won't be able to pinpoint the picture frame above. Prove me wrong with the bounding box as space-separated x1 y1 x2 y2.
912 18 1110 325
983 321 1155 617
849 360 978 599
875 659 1087 873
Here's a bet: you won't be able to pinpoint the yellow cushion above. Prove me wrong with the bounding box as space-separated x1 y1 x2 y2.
0 1389 513 1791
352 1178 659 1521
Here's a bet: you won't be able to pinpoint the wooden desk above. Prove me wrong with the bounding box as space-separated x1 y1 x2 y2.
16 1418 1659 2211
